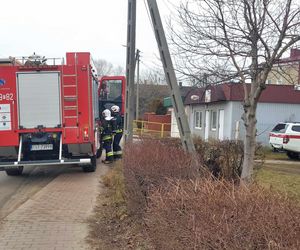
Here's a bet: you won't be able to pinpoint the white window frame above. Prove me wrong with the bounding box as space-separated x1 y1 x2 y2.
277 77 283 85
211 111 217 131
194 111 202 129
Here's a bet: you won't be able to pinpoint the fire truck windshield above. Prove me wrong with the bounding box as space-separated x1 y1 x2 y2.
100 80 122 102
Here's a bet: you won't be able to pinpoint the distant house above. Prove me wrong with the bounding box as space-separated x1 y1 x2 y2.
163 85 194 137
266 48 300 85
181 83 300 145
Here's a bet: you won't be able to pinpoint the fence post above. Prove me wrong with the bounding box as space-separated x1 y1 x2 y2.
161 123 165 138
141 120 144 136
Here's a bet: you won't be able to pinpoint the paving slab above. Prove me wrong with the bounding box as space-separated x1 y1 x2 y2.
0 163 107 250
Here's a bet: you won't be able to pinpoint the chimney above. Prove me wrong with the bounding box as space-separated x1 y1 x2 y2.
290 49 300 59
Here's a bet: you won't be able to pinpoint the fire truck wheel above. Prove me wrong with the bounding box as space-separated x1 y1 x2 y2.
5 166 24 176
82 156 97 172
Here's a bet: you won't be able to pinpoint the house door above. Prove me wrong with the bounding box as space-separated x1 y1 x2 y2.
218 109 225 140
204 110 210 141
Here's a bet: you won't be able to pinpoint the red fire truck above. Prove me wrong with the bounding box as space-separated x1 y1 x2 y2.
0 52 101 175
98 75 126 115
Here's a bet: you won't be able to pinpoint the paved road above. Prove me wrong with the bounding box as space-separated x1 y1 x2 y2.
0 163 107 249
0 165 68 220
264 159 300 165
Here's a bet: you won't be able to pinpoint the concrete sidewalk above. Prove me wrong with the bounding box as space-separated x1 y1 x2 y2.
263 159 300 165
0 164 107 250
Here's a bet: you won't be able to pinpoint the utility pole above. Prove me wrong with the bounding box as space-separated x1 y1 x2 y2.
124 0 137 143
135 49 140 120
146 0 195 153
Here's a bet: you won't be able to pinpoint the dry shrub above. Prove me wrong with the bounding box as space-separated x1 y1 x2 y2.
123 138 204 215
194 138 265 180
145 178 300 250
194 137 244 180
158 137 182 148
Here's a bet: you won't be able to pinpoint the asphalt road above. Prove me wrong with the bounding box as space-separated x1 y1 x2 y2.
0 165 69 220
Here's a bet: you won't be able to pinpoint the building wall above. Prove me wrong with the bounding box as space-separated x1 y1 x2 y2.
144 113 171 132
266 63 300 85
230 101 300 145
185 101 300 145
170 106 191 138
170 108 180 137
188 102 233 140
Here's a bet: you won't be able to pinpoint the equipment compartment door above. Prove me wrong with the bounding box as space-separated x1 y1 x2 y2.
17 72 61 129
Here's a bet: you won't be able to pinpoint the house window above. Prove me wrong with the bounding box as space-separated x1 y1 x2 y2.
267 79 272 84
211 111 217 130
194 111 202 129
277 78 283 85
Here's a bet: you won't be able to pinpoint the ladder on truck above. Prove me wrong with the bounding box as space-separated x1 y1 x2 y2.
61 55 80 142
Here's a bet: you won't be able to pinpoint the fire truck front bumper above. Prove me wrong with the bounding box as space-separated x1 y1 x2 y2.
0 158 91 170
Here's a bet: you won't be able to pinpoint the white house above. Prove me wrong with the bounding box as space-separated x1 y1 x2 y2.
171 83 300 145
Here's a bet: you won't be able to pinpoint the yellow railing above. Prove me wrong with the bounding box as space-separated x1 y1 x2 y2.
133 120 172 138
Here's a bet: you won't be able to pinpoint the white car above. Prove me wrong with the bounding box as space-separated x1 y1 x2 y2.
269 122 300 159
282 123 300 159
269 123 288 151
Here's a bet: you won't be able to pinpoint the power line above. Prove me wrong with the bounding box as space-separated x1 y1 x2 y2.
161 0 173 12
143 0 154 33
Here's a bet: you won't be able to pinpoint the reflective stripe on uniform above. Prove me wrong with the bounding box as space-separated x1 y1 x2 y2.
103 135 112 141
113 129 123 134
107 152 114 157
114 151 122 156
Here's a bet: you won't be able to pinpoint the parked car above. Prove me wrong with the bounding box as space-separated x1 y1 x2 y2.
269 122 300 159
282 124 300 159
269 123 288 151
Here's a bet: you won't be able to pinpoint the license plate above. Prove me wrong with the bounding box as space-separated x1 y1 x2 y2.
31 144 53 151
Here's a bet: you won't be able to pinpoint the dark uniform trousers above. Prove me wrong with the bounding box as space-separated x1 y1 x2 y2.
103 134 114 162
113 129 123 159
101 118 114 163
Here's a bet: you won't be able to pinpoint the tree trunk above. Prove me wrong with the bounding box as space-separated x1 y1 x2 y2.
241 104 257 183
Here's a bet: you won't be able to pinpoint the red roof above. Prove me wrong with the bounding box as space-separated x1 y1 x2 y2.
185 84 300 105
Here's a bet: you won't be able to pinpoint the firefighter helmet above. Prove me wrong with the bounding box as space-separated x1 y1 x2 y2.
111 105 120 113
102 109 111 118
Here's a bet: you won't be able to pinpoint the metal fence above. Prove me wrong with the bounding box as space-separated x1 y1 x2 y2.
133 120 172 138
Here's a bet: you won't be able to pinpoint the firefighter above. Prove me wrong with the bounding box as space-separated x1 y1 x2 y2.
101 109 114 164
111 105 123 159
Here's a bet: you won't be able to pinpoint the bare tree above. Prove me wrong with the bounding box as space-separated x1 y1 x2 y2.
135 83 170 118
113 65 125 76
94 59 114 77
93 59 125 77
170 0 300 182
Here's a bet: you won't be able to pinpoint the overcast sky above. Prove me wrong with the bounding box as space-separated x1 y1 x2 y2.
1 0 178 70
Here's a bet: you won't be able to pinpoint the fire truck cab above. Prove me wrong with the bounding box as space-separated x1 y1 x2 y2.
0 52 101 175
98 75 126 116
